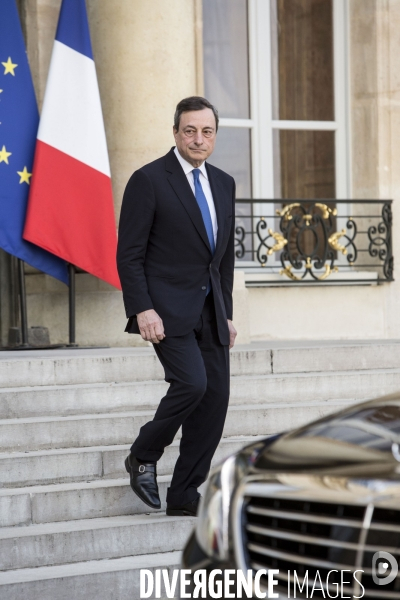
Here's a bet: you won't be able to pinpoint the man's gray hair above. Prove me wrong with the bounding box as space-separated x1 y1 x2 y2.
174 96 219 132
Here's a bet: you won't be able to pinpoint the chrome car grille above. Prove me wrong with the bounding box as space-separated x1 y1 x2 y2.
238 487 400 599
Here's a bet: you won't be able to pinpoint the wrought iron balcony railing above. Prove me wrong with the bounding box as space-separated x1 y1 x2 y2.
234 200 393 285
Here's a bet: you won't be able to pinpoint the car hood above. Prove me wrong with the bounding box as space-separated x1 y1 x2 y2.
250 396 400 481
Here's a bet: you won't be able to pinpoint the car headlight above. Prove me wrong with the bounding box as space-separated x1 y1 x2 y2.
195 454 239 562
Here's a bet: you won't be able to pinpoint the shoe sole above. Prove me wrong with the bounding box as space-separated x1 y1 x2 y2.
125 457 161 510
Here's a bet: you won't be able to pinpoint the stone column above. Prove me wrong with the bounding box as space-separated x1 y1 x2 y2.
87 0 201 219
349 0 400 338
22 0 202 216
380 0 400 337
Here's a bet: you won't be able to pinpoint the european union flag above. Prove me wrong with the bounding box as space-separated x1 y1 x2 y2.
0 0 68 283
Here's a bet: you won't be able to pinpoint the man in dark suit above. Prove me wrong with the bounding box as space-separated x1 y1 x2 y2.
117 96 237 517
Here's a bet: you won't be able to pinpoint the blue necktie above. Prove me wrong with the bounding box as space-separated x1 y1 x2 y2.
192 168 215 254
193 168 215 294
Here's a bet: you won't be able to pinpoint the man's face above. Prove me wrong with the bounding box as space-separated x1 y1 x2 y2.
173 108 217 167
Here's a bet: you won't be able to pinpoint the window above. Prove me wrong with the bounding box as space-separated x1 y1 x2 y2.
203 0 349 201
202 0 252 198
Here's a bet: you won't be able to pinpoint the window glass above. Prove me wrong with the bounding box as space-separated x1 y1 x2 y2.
279 130 335 198
208 128 252 261
208 128 252 198
203 0 250 118
271 0 334 121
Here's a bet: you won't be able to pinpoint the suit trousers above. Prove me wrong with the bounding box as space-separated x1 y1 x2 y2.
130 293 230 506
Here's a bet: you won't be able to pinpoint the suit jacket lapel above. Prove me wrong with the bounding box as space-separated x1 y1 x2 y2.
166 149 212 253
206 163 228 255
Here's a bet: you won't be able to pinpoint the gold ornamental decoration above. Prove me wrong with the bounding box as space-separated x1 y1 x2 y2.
266 229 287 255
315 203 337 219
276 203 301 221
280 261 338 281
328 229 347 255
275 202 341 281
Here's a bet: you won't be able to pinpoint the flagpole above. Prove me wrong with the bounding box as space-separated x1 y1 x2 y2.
9 256 20 345
68 263 77 346
17 259 29 347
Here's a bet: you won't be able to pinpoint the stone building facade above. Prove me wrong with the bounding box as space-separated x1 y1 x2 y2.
1 0 399 347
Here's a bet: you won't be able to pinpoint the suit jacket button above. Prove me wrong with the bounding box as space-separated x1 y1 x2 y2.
201 286 206 290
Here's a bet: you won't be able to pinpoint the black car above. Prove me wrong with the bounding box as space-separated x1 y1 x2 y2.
182 396 400 599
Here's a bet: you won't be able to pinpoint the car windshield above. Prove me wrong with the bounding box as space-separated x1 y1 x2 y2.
296 404 400 452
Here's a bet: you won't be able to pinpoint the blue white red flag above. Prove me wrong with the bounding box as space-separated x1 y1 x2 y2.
24 0 120 289
0 0 68 284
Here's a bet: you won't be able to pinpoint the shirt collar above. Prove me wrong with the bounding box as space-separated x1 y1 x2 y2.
174 146 208 180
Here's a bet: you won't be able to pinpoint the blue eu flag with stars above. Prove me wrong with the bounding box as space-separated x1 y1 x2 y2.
0 0 68 283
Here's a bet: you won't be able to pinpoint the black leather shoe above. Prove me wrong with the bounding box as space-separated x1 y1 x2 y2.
166 496 201 517
125 454 161 509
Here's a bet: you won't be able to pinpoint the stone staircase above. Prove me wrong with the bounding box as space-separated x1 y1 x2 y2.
1 341 400 599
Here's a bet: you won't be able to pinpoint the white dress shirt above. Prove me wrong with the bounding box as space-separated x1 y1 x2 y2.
174 146 218 247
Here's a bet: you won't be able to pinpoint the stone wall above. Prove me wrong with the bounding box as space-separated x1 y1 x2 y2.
14 0 400 345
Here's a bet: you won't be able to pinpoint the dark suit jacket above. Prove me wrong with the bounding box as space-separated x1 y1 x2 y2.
117 147 236 346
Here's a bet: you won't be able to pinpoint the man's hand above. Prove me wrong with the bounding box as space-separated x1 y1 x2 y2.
137 309 165 344
227 320 237 349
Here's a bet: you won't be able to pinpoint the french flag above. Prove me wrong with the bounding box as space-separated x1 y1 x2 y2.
24 0 120 289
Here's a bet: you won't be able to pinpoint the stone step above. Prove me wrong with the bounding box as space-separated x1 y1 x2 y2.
0 380 169 419
1 365 398 420
0 401 345 528
0 346 271 388
0 399 346 453
0 395 341 531
0 476 180 528
0 476 164 528
2 342 400 389
271 341 400 374
0 513 193 571
0 435 257 488
0 550 181 600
